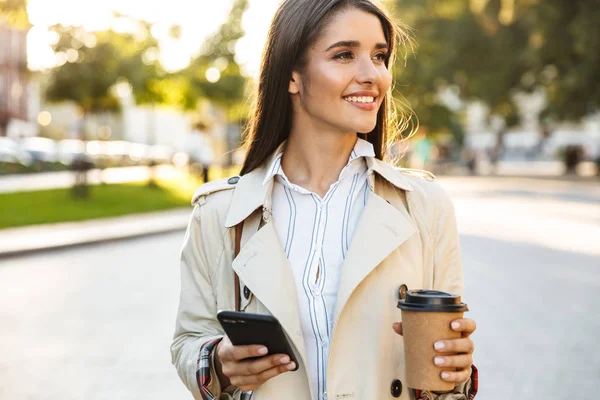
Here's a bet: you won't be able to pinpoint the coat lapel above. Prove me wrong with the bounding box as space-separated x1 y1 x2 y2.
334 189 417 321
231 221 308 364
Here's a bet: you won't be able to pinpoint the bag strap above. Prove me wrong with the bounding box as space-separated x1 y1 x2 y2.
234 221 243 312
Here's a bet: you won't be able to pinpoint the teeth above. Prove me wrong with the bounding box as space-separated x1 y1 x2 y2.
344 96 375 103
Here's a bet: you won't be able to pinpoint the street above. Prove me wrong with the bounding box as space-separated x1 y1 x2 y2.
1 176 599 399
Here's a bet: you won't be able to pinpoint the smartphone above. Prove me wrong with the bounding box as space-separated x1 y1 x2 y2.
216 310 299 371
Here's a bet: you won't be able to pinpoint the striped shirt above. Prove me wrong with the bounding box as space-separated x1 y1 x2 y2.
264 138 375 400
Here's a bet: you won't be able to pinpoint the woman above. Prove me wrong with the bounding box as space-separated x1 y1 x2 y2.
171 1 477 399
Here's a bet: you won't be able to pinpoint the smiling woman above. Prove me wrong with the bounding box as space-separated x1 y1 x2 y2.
171 1 478 400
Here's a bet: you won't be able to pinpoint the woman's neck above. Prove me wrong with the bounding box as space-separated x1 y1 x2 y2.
281 125 357 198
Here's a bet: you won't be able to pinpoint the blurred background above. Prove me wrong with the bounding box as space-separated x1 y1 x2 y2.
0 1 598 399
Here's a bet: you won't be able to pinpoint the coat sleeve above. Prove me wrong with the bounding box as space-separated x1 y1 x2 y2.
430 184 464 296
171 205 226 399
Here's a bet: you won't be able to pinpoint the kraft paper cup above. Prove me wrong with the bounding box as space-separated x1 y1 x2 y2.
398 289 469 391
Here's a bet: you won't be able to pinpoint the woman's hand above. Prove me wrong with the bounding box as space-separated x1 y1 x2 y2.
215 335 296 392
393 318 476 385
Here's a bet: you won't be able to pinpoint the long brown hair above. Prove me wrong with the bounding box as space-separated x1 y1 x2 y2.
240 0 413 175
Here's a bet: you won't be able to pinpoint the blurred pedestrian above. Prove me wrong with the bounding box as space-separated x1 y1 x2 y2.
490 129 505 174
187 122 215 183
410 129 437 170
172 1 478 400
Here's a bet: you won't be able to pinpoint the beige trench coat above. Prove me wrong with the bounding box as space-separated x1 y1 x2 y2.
171 155 466 400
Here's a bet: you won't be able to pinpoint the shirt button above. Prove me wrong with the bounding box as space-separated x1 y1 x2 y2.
322 391 327 400
311 288 321 296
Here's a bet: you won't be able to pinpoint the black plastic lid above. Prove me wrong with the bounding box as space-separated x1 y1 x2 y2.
397 289 468 313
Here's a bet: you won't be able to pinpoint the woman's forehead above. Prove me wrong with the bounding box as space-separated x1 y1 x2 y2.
315 8 388 49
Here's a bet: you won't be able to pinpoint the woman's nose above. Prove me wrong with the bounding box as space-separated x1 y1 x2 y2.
355 56 381 85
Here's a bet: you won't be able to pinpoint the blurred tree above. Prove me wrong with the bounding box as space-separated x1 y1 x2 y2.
391 0 600 142
0 0 29 27
181 0 250 167
44 18 186 139
44 17 194 188
46 26 131 138
183 0 250 122
392 0 528 145
522 0 600 121
44 24 160 196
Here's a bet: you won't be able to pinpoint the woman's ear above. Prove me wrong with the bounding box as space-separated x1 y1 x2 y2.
289 71 301 94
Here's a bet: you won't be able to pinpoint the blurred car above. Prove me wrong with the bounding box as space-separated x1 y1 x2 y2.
21 137 59 164
87 140 132 168
105 141 132 167
86 140 110 168
0 137 33 167
148 144 174 165
127 142 151 165
57 139 92 167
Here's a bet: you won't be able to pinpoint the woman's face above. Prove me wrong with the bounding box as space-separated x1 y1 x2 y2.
289 8 392 135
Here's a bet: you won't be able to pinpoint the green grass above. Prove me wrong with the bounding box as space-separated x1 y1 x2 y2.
0 175 200 230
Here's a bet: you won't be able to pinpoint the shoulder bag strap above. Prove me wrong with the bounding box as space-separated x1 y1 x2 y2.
234 222 243 312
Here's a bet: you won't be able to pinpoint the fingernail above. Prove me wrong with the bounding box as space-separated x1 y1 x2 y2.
434 357 445 365
451 321 460 329
434 341 446 350
441 372 450 380
258 347 268 355
286 362 296 370
280 356 290 364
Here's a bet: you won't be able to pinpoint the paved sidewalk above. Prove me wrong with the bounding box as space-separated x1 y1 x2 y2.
0 208 191 258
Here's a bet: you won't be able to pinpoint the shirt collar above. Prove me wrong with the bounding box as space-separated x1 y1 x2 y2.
225 140 412 228
262 138 376 187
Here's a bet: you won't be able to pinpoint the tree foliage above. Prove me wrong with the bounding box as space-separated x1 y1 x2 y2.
183 0 249 120
390 0 600 137
0 0 29 27
44 17 198 115
45 1 250 125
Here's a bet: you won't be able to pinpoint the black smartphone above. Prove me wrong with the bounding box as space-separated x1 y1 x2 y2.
216 310 299 371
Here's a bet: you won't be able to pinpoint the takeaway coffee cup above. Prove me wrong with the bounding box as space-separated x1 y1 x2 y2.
397 287 469 391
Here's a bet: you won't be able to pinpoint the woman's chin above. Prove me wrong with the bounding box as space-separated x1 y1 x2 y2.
354 122 377 135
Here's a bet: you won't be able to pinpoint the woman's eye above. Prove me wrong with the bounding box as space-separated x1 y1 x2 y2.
373 52 389 62
334 51 354 60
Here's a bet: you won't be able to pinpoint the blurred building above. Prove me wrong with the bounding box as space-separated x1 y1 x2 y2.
0 21 39 138
39 90 237 166
464 91 600 162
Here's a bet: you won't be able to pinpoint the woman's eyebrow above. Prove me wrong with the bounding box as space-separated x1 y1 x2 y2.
325 40 388 51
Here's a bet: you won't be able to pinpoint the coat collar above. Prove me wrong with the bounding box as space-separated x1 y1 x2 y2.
224 148 413 228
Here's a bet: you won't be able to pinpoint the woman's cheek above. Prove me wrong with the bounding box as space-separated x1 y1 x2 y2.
380 69 392 91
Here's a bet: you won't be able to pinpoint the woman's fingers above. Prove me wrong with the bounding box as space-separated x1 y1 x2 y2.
219 342 268 363
433 353 473 369
237 354 292 376
450 318 477 337
230 361 296 391
440 367 472 383
434 337 474 354
392 322 403 336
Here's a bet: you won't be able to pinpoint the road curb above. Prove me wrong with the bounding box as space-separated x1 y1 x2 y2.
0 208 191 259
